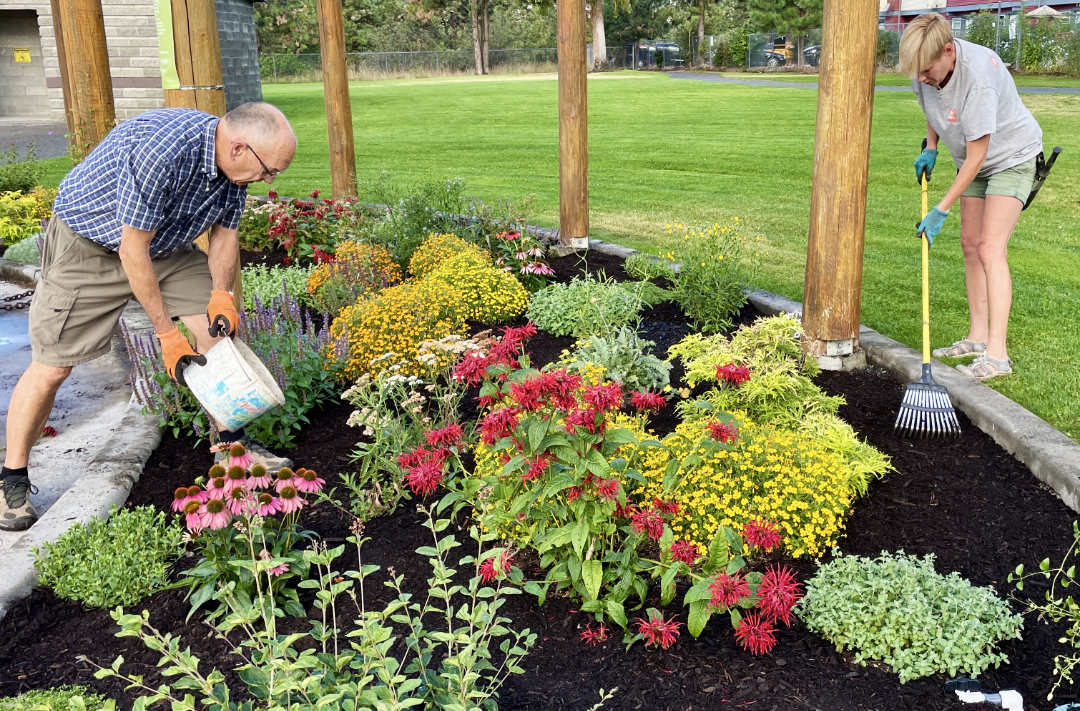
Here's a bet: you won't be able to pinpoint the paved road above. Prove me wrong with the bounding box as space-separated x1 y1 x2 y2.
0 118 69 160
669 71 1080 93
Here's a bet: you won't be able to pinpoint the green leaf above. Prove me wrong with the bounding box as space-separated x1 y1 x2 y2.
582 560 603 601
660 563 680 606
606 599 628 629
572 518 589 557
688 599 711 637
528 417 548 452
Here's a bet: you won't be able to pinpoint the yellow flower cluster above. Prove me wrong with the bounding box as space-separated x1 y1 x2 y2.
407 232 488 278
425 251 528 325
306 241 402 314
633 419 854 558
327 280 467 380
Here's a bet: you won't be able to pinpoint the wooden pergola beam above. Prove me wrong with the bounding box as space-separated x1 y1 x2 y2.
803 0 879 360
316 0 358 199
51 0 115 157
557 0 588 249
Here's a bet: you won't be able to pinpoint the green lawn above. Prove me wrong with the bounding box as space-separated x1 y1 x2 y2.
713 70 1080 89
36 71 1080 440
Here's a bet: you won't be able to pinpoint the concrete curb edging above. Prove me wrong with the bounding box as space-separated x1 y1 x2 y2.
589 239 1080 516
0 396 161 621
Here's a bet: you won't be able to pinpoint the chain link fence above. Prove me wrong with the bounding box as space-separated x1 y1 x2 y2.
261 48 566 82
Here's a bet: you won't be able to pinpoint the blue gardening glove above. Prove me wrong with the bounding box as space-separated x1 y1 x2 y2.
916 207 949 247
914 148 938 183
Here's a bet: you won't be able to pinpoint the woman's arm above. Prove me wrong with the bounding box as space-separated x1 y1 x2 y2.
938 134 989 213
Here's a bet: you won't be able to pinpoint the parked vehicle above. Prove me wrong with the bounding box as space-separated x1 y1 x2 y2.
803 45 822 67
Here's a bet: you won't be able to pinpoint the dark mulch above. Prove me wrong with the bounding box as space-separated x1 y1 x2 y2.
1 250 1075 710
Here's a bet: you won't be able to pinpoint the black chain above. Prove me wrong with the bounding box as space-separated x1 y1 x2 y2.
0 289 34 311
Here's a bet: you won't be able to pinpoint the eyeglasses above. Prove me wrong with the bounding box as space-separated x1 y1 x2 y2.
246 144 280 179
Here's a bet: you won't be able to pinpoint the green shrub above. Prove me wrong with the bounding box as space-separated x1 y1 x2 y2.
665 220 755 333
0 144 42 193
356 176 469 265
797 551 1023 683
240 263 314 312
237 198 275 252
3 232 41 264
0 686 113 711
560 326 672 392
0 191 42 246
33 506 182 609
526 274 644 338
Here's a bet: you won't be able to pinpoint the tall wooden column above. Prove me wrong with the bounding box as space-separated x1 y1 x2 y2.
803 0 879 360
316 0 358 198
557 0 588 249
52 0 115 158
164 0 226 115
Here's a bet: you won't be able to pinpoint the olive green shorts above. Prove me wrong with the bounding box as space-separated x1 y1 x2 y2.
30 217 212 367
962 156 1037 203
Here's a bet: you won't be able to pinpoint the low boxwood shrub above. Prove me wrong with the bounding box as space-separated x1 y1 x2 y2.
425 250 529 325
328 280 467 380
33 506 182 609
526 274 644 338
0 685 113 711
797 551 1023 683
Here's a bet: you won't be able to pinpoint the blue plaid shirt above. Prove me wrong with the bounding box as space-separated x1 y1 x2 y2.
53 109 247 258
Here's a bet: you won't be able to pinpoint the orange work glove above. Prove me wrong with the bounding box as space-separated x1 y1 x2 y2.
207 289 238 338
156 327 207 387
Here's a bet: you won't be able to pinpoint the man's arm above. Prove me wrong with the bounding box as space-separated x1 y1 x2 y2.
938 134 990 213
206 223 240 292
117 224 173 333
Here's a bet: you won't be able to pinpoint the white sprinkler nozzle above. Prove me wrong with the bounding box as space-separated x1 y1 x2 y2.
955 689 1024 711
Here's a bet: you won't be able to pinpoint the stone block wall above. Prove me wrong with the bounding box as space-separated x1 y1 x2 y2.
0 8 51 117
216 0 262 110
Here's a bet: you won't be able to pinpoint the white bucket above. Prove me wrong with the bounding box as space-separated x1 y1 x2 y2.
182 337 285 432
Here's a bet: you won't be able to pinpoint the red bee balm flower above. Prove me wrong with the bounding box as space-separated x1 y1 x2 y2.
580 623 609 646
405 460 444 496
479 407 520 445
708 571 750 610
756 564 802 626
636 611 681 649
669 539 700 565
424 423 464 447
631 506 665 540
716 363 751 385
742 519 783 552
478 550 513 583
524 454 551 481
706 420 739 444
734 610 777 655
629 390 667 412
583 383 624 412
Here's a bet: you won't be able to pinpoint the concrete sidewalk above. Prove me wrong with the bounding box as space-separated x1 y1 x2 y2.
1 240 1079 622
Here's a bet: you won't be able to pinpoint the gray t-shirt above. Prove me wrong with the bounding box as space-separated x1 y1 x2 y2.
912 38 1042 177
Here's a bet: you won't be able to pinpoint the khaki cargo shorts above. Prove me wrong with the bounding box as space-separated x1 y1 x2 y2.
30 217 213 367
962 156 1037 203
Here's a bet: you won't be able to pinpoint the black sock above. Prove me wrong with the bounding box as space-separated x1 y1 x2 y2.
1 466 29 481
228 427 246 442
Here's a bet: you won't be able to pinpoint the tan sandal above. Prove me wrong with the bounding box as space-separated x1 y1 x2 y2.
932 339 986 359
957 354 1012 381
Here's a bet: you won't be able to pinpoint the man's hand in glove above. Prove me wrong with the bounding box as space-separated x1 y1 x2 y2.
207 289 238 338
916 207 950 247
157 327 206 386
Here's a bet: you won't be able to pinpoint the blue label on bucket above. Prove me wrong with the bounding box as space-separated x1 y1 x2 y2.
205 383 272 431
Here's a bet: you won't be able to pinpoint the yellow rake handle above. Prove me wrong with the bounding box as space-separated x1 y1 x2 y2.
921 174 931 364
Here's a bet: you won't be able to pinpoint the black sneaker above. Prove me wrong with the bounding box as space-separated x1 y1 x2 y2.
0 475 38 531
213 435 293 472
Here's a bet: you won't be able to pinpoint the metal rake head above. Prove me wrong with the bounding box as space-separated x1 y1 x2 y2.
894 381 961 437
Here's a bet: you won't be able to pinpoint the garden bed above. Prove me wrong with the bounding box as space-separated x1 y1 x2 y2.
0 250 1075 710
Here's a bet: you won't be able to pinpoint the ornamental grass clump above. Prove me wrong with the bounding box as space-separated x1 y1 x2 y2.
33 506 182 609
306 240 402 314
798 551 1023 683
328 280 468 380
633 418 853 558
424 250 529 325
407 231 488 278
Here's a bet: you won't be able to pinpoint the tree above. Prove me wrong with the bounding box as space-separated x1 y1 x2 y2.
748 0 822 66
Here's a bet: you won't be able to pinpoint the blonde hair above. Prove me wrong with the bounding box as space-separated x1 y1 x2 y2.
899 13 953 78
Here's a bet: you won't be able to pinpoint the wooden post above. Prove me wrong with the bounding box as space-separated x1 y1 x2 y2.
803 0 878 361
52 0 115 158
316 0 358 199
164 0 226 115
557 0 588 250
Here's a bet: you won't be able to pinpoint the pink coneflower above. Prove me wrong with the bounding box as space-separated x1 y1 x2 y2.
580 622 609 646
716 363 751 385
706 420 739 444
295 468 325 494
223 442 256 470
669 539 700 565
629 390 667 412
734 610 777 655
207 464 227 480
631 506 665 541
182 499 204 533
636 611 681 649
224 465 248 492
276 485 304 514
204 476 229 501
172 487 191 513
756 565 802 626
742 519 783 553
424 423 464 447
226 486 251 515
252 491 280 517
247 464 272 489
708 571 750 610
273 467 297 493
200 498 232 530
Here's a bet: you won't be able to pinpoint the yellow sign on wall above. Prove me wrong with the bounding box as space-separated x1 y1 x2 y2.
13 48 32 63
